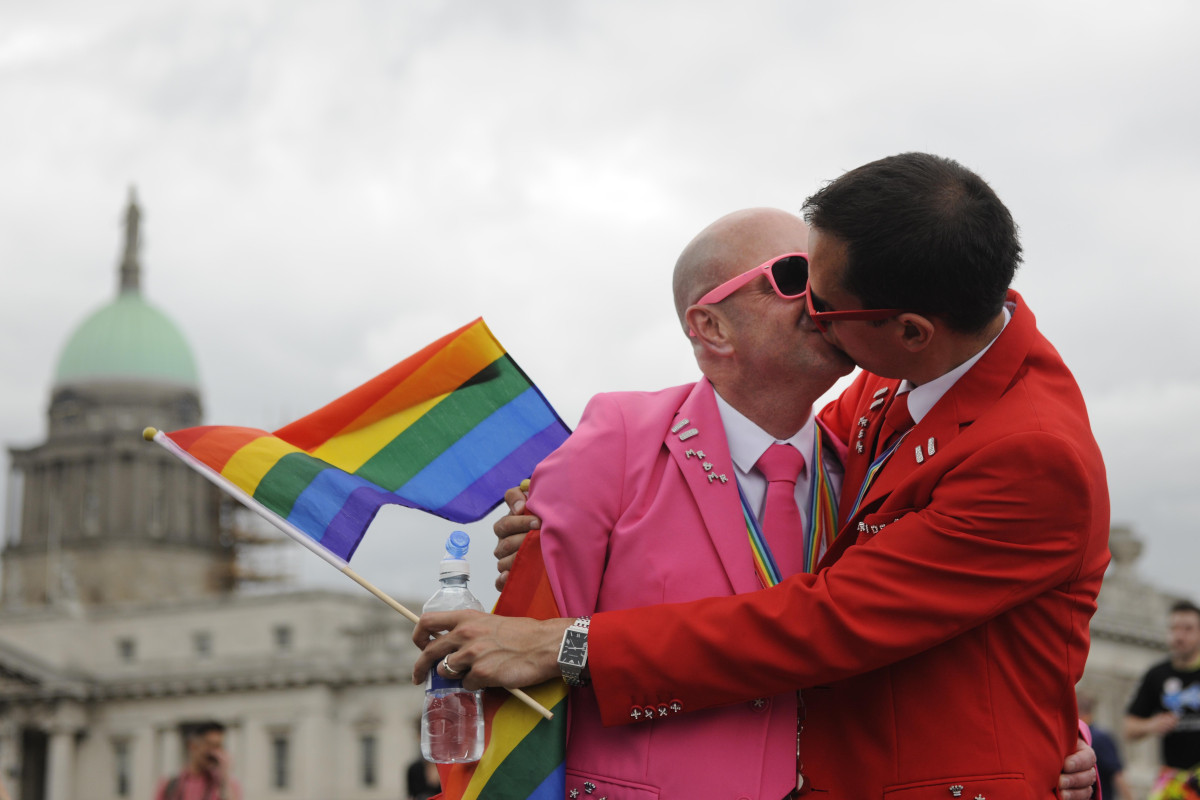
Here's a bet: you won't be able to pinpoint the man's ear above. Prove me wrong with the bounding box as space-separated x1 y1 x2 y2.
895 312 935 352
685 305 735 356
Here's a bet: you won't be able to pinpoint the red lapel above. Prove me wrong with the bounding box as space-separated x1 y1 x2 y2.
822 291 1038 567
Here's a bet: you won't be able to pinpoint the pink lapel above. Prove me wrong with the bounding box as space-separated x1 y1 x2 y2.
664 380 761 595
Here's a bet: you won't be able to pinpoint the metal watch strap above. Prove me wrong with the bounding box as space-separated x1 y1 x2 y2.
558 616 591 687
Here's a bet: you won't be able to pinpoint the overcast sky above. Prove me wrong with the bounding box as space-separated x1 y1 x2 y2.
2 1 1197 610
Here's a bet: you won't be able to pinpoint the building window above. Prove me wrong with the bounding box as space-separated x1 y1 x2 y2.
83 460 100 536
360 734 377 787
4 468 24 546
193 631 212 658
117 638 136 662
147 467 163 537
114 739 132 797
271 733 290 790
274 624 293 653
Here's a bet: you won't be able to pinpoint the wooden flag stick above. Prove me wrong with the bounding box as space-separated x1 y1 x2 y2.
340 566 554 720
144 427 554 721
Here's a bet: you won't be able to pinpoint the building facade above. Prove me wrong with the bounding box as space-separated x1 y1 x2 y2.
0 193 427 800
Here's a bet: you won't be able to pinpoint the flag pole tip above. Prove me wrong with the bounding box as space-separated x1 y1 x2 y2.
142 426 158 441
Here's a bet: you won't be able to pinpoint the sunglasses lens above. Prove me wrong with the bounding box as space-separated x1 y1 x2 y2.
770 255 809 297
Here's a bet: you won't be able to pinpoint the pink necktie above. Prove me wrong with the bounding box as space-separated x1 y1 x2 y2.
754 443 807 576
877 391 915 455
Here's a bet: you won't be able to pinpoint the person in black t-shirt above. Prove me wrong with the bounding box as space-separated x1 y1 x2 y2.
1126 600 1200 775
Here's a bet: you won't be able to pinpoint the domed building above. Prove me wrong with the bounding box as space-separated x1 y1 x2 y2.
3 189 233 608
0 193 424 800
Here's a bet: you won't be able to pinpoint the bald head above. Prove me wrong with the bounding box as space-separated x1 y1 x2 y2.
672 208 809 328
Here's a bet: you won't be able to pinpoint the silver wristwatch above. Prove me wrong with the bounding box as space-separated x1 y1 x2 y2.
557 616 591 687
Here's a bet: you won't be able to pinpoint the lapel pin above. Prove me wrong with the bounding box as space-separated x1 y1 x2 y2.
948 786 963 798
671 418 690 433
857 429 866 439
684 449 696 458
873 386 889 398
869 397 885 410
856 442 864 454
678 428 699 441
915 445 924 464
858 416 869 427
696 450 706 459
927 437 936 455
702 461 713 471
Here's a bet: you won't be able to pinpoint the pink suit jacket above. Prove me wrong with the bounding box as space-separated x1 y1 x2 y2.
526 378 799 800
587 293 1111 798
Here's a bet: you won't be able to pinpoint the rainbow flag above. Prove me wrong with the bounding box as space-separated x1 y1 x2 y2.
149 318 571 566
436 528 567 800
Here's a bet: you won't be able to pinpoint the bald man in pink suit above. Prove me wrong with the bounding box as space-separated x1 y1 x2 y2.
526 207 852 799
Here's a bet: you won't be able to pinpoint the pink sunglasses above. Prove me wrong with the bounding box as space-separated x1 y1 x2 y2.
693 252 810 307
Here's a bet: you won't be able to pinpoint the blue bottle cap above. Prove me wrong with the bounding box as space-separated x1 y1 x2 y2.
445 530 470 559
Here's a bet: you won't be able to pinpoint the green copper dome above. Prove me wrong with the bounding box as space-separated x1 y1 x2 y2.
54 291 198 387
53 188 199 389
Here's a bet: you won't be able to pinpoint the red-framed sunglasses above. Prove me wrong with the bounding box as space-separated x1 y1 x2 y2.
803 278 905 333
694 252 811 307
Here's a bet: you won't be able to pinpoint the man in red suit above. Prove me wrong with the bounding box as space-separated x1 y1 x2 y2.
415 153 1110 798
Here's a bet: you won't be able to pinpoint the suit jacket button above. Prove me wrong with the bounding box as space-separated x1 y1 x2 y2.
751 697 769 711
641 705 655 721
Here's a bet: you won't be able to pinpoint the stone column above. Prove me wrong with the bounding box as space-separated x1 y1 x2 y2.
44 727 75 800
304 685 336 799
0 720 18 792
132 725 157 800
44 701 85 800
156 724 182 780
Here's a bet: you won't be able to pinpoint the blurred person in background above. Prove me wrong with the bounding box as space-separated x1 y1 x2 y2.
153 721 241 800
1126 600 1200 797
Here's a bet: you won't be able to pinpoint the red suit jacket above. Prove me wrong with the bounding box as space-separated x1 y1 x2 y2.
588 292 1110 798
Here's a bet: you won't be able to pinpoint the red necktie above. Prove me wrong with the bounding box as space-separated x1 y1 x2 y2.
876 391 915 456
754 443 807 576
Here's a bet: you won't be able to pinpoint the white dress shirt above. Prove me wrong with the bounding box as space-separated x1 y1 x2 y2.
712 389 845 541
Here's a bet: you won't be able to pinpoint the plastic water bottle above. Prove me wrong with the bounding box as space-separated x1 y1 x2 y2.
420 531 485 763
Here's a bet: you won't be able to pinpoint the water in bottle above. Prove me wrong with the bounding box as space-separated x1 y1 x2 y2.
420 530 486 763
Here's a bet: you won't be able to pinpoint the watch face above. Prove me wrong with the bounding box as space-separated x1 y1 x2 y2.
560 629 588 667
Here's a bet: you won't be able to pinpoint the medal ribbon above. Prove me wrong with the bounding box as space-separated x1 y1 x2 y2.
846 428 912 521
739 425 840 586
803 425 839 574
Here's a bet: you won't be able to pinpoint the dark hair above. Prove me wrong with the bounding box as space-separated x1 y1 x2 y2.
803 152 1021 333
190 721 226 738
1171 600 1200 618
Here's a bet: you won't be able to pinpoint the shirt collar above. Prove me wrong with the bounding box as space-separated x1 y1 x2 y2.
712 389 814 475
899 302 1012 423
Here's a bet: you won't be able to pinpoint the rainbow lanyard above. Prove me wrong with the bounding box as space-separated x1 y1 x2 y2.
845 428 912 521
739 426 839 587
